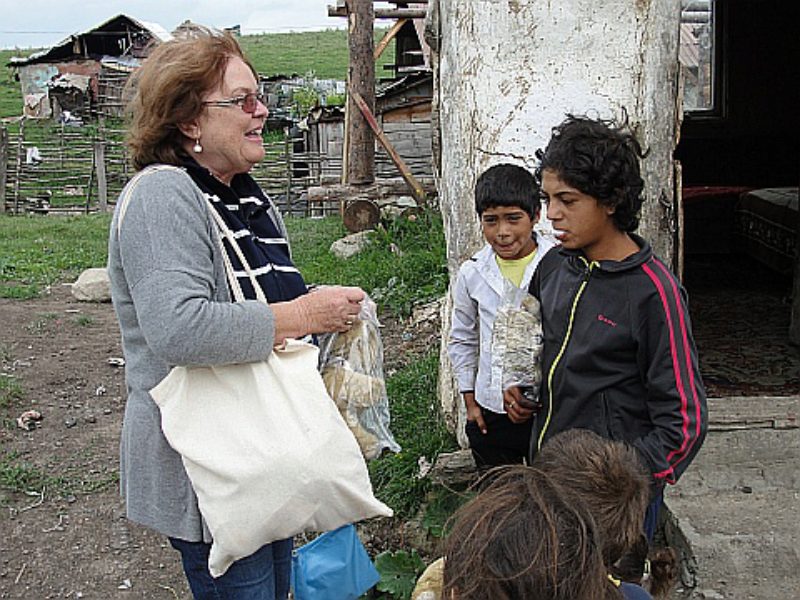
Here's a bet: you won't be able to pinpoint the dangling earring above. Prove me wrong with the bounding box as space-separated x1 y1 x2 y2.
193 138 203 153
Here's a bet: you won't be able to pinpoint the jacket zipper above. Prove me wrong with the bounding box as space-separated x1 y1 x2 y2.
536 257 597 451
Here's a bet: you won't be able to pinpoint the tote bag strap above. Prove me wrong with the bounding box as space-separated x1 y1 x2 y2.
204 199 268 305
116 165 184 235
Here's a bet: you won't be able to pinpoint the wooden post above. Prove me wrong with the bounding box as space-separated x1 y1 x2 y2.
346 0 376 186
59 123 65 169
0 126 8 213
13 119 24 214
94 141 108 212
284 128 293 214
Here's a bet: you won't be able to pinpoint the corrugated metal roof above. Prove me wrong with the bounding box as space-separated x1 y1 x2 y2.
8 14 171 67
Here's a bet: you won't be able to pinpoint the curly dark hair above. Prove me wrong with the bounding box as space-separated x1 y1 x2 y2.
442 466 620 600
534 114 648 232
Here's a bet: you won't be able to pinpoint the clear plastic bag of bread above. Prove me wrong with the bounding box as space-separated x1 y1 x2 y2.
318 293 401 460
490 279 544 406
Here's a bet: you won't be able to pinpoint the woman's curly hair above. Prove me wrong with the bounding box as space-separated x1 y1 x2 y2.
535 114 648 232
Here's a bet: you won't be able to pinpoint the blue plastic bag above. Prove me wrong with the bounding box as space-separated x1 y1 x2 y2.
290 524 380 600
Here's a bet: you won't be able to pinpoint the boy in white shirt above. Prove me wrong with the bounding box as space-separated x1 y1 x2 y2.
448 163 557 468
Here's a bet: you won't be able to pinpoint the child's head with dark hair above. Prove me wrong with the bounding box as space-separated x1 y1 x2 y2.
535 115 647 232
474 163 540 261
533 429 651 566
442 466 619 600
475 163 540 218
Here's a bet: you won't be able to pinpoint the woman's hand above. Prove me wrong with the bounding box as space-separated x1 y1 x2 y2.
271 286 365 344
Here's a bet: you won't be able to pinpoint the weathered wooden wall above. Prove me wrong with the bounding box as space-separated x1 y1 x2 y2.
435 0 683 442
309 110 433 182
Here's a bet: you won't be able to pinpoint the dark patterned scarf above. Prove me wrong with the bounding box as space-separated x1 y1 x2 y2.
182 157 308 304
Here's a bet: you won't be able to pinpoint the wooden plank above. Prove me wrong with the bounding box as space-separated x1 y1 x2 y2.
375 19 407 60
350 89 426 204
94 141 108 212
329 6 427 19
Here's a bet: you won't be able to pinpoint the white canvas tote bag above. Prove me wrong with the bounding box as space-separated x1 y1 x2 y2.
117 172 392 578
150 337 392 578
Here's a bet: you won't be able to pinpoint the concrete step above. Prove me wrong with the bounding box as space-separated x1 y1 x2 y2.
665 396 800 599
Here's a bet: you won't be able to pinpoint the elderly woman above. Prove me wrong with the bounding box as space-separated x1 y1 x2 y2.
107 31 363 599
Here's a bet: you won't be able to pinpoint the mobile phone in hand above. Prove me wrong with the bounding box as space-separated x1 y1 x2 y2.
516 385 540 409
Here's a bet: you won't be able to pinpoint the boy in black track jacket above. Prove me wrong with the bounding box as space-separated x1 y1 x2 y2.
503 115 708 540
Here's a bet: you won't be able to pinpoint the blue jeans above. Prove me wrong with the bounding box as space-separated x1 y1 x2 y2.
169 537 292 600
643 490 664 541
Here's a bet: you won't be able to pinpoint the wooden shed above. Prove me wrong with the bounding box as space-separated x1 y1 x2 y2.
8 14 171 119
300 70 433 183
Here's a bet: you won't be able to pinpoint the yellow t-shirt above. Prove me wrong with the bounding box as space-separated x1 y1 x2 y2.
495 248 537 287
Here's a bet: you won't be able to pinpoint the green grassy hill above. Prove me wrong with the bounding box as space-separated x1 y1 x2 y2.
241 28 395 80
0 29 395 119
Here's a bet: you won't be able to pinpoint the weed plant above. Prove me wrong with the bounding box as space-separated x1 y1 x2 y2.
0 451 118 497
0 376 23 408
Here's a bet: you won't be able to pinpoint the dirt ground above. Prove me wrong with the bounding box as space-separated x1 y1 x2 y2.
0 283 441 599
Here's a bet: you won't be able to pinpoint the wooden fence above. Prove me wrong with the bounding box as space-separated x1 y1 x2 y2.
0 120 345 217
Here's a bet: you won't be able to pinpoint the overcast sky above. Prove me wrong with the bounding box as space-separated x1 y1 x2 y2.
0 0 346 49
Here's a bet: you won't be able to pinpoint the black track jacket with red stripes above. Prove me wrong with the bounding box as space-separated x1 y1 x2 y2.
528 235 707 486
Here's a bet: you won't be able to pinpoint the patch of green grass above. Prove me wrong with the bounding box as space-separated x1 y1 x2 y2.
74 314 94 327
0 213 111 299
0 451 119 497
0 376 23 408
286 211 448 317
369 352 458 518
421 486 473 539
0 452 64 495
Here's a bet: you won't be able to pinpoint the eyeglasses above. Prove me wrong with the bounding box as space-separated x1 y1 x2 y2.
203 92 266 114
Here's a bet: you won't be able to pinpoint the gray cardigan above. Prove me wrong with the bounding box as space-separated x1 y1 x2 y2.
107 165 288 541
